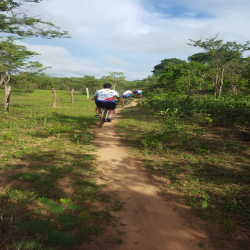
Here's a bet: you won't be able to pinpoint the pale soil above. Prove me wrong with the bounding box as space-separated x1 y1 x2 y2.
93 101 213 250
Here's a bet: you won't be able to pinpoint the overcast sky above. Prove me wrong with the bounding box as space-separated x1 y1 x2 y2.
17 0 250 81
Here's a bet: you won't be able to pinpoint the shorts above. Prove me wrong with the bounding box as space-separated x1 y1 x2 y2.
95 101 116 110
123 95 131 98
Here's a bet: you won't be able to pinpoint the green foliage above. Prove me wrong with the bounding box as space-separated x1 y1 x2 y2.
16 172 43 182
27 220 52 232
141 92 250 126
0 0 69 38
188 52 211 64
0 36 45 89
8 73 137 94
148 36 250 99
38 197 65 214
187 35 250 98
152 58 186 75
11 240 40 250
157 61 209 100
47 230 75 247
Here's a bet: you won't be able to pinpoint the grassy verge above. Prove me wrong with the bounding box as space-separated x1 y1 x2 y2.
116 100 250 250
0 90 123 250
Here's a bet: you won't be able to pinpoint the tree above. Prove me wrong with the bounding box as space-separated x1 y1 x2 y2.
224 57 250 95
0 0 69 38
133 75 159 92
152 58 186 75
158 61 208 100
187 35 250 98
82 76 100 94
101 72 125 91
188 52 211 64
0 36 45 111
0 0 69 111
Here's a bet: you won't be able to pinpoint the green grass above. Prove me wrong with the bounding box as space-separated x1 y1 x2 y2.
0 90 123 249
116 100 250 250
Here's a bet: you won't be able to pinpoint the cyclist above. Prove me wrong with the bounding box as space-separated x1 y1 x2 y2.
94 83 121 122
122 89 132 103
132 89 137 96
137 89 143 98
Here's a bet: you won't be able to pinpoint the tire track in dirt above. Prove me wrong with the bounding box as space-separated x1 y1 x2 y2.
93 101 212 250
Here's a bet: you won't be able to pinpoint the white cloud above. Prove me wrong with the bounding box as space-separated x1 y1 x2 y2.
99 55 130 68
14 0 250 80
17 42 131 78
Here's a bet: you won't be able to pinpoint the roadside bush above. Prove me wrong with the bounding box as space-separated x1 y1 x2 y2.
141 93 250 127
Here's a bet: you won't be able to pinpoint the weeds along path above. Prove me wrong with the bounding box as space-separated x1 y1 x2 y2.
93 100 212 250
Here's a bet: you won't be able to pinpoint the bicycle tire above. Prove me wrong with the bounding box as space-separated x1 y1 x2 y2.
123 97 129 105
99 110 105 128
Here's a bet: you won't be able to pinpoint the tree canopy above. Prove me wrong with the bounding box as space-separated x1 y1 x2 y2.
0 0 69 38
152 58 186 75
0 36 44 87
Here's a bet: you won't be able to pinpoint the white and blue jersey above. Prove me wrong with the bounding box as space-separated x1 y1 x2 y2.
94 88 120 102
123 90 132 98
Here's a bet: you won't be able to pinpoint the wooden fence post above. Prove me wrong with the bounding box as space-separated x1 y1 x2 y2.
4 86 11 112
52 88 57 107
86 88 89 101
71 89 74 103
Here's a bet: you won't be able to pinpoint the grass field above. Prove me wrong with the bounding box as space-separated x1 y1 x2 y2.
116 101 250 250
0 90 123 249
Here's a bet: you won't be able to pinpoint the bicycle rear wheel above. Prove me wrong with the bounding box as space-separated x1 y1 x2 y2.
99 110 105 128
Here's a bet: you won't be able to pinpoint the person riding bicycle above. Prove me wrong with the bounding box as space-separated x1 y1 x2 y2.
122 89 132 102
137 89 143 98
132 89 137 95
94 83 121 122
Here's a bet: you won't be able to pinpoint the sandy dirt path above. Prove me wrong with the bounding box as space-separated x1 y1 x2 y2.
93 101 212 250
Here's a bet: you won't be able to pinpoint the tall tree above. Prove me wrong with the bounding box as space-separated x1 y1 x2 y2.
0 36 45 111
188 52 211 64
102 72 125 91
224 57 250 95
82 76 100 93
152 58 186 75
187 35 250 98
0 0 69 38
158 61 208 100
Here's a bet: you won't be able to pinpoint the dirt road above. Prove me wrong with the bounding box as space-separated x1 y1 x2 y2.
93 101 212 250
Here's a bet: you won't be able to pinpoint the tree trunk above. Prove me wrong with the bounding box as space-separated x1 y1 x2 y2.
71 88 74 103
218 67 225 99
184 73 192 103
52 88 57 107
4 86 11 112
214 70 219 98
86 88 89 101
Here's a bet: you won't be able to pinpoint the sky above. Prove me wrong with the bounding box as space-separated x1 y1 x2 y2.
15 0 250 81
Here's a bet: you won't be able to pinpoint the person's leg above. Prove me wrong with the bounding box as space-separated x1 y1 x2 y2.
106 102 116 122
106 109 115 122
95 102 102 117
108 109 115 117
96 106 101 114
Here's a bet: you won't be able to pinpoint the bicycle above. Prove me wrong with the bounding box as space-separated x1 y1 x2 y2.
122 96 131 105
99 107 109 128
